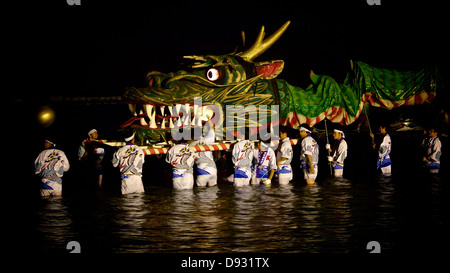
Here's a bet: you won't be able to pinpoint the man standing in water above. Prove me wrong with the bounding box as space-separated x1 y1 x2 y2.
253 139 277 185
166 134 196 190
276 126 293 185
112 132 145 194
370 124 392 176
232 131 255 187
299 124 319 185
191 120 217 187
326 129 348 178
35 139 70 197
78 129 105 188
422 127 442 174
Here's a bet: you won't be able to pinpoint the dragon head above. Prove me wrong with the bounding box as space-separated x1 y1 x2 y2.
121 21 291 144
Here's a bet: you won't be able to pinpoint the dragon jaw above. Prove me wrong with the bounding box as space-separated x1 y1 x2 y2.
121 64 280 143
120 22 291 143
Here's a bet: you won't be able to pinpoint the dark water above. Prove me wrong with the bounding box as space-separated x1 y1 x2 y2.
25 170 448 254
15 116 449 255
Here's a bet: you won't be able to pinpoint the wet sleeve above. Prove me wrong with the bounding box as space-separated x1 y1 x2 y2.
269 150 277 170
112 150 119 167
302 138 313 156
61 152 70 171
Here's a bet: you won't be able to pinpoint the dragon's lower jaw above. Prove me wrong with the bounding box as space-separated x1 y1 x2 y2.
120 102 214 130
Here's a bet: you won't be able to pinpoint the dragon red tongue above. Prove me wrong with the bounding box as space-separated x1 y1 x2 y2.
120 114 146 128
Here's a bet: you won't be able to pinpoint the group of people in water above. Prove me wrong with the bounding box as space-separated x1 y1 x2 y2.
34 120 444 197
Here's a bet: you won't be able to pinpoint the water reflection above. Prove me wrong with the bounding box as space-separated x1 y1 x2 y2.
113 193 148 252
36 197 76 252
31 172 448 253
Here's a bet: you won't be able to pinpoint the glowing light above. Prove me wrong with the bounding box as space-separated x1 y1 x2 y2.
37 106 55 128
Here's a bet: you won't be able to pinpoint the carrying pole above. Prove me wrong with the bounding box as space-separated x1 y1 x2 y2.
363 104 375 146
363 104 373 136
324 119 333 176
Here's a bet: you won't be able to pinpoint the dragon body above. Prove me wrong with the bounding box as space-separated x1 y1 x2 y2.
121 21 438 144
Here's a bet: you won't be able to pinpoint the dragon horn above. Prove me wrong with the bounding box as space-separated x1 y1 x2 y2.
237 21 291 62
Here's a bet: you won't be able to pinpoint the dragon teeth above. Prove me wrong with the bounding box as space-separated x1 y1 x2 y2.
127 104 207 129
140 114 148 126
143 104 152 116
175 117 182 127
175 104 181 115
128 104 136 116
182 115 190 126
143 104 157 129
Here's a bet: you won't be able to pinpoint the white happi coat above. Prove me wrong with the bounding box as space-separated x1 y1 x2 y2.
34 148 70 195
331 138 348 167
232 140 255 187
166 144 196 189
424 136 442 173
112 144 145 194
191 128 217 186
276 137 293 184
377 133 392 174
300 135 319 166
300 135 319 179
253 146 277 184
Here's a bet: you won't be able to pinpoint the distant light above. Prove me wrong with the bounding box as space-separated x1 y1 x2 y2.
37 106 56 128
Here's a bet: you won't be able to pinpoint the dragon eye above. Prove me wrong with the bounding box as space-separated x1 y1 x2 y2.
206 68 220 81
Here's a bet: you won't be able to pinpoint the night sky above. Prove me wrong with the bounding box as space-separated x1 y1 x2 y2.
5 0 449 151
6 2 449 257
13 0 447 101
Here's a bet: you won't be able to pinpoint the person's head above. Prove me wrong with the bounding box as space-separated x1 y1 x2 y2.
124 132 135 144
333 129 345 140
44 139 56 149
378 125 387 134
88 129 98 140
299 124 312 139
236 128 247 140
428 127 439 138
279 125 289 140
257 139 270 151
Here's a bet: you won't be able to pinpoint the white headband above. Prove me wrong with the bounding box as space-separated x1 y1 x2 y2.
45 139 56 146
88 129 97 135
299 127 311 133
124 133 135 142
259 141 269 151
334 129 345 138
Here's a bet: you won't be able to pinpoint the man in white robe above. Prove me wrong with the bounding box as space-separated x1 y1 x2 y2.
166 141 196 190
253 140 277 185
276 126 293 185
191 125 217 187
371 125 392 176
112 133 145 194
232 138 255 187
299 124 319 185
34 140 70 197
326 129 348 178
422 127 442 174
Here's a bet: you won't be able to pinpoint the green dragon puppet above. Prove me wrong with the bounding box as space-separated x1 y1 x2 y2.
121 21 438 144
